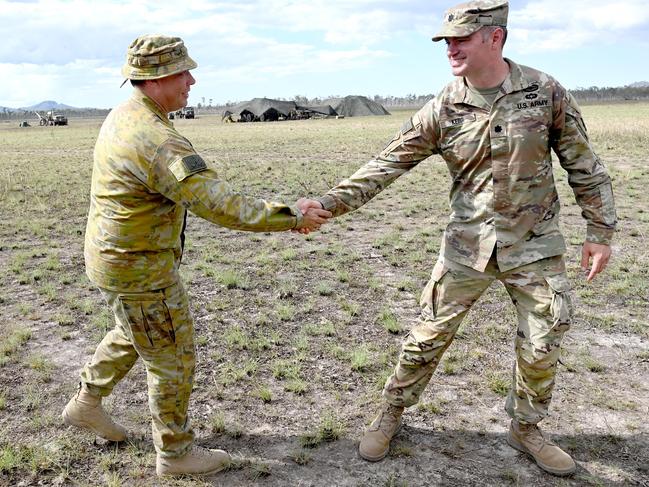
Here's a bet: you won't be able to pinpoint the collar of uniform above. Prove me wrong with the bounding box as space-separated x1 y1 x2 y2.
500 58 532 94
446 58 538 105
131 88 173 126
447 77 471 105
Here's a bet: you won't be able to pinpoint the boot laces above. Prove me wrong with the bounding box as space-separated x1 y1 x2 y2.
194 446 210 457
519 423 552 450
193 446 219 459
374 406 401 433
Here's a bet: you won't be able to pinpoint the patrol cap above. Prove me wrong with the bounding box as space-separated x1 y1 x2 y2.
432 1 508 42
121 34 197 81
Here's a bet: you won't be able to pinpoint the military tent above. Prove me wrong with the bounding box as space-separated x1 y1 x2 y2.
305 105 338 116
322 95 390 117
222 98 339 122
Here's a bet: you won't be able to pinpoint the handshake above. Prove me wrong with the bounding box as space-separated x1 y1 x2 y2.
293 198 333 234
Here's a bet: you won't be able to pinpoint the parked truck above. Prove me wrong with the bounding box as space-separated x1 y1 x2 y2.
174 107 195 119
35 111 68 126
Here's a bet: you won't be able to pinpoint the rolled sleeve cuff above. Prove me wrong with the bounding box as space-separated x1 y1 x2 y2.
586 226 615 245
318 195 337 212
292 206 304 229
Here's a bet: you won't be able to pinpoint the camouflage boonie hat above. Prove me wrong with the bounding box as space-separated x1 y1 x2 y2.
121 34 197 81
432 0 508 42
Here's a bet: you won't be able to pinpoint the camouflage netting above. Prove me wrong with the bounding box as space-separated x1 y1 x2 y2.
322 95 390 117
221 96 389 122
222 98 338 122
306 105 338 116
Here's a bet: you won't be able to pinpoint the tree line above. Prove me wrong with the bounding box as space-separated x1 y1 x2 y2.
0 108 110 122
212 86 649 110
3 85 648 122
209 94 436 111
569 85 649 102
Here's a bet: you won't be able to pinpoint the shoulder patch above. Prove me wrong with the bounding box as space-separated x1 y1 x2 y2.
169 154 208 182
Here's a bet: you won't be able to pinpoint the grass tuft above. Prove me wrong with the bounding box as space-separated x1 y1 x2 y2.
377 309 401 334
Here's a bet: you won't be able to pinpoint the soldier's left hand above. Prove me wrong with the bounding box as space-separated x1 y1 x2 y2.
293 198 331 234
581 241 612 282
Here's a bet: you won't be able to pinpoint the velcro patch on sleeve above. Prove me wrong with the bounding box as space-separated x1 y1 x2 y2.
401 117 414 135
169 154 208 181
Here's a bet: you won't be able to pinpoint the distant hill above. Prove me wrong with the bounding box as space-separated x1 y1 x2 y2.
0 101 109 121
21 100 77 111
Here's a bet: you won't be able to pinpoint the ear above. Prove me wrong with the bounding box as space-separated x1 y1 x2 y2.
492 27 504 49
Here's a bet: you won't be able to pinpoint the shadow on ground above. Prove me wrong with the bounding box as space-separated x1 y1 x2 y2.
182 426 649 486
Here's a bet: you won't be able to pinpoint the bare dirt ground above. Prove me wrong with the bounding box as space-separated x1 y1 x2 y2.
0 111 648 487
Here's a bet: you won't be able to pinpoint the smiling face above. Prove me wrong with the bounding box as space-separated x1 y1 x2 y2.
150 70 196 113
444 26 508 87
445 28 492 78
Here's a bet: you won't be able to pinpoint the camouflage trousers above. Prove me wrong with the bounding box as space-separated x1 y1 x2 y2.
384 254 573 424
80 281 195 457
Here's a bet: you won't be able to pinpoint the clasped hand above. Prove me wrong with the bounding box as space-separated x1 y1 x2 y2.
293 198 332 234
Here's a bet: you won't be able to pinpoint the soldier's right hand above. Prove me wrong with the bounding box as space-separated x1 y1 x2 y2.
294 199 332 234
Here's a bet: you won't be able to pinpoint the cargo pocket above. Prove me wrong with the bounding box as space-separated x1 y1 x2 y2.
420 261 448 319
544 274 574 329
117 292 176 351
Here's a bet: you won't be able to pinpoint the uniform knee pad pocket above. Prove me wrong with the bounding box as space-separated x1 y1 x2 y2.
420 261 448 318
544 274 573 328
117 292 176 351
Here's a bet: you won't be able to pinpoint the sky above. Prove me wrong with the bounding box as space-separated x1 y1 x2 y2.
1 0 648 109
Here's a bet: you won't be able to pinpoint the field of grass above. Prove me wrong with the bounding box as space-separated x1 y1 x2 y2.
0 103 647 486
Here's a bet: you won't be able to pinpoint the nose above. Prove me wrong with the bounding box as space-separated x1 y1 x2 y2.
446 40 459 57
188 72 196 86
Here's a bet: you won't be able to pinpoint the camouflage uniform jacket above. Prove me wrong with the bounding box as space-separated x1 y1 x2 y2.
85 89 302 292
319 59 616 272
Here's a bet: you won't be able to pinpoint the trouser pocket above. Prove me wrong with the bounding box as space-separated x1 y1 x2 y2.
544 273 574 329
117 291 176 350
420 260 448 319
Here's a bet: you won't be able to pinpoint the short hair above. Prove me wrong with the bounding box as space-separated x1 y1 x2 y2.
481 26 508 47
130 79 146 87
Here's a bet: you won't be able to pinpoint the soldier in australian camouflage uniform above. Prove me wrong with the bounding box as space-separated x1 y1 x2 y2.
61 34 330 478
312 0 616 476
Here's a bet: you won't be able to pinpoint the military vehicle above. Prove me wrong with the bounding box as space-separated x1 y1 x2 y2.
51 113 68 126
35 111 68 126
174 107 195 119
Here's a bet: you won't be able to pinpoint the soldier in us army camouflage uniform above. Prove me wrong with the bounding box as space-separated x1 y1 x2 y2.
309 0 616 477
61 34 331 478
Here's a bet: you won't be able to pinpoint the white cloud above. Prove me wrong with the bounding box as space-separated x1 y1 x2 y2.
1 0 648 107
510 0 649 53
584 3 649 29
200 45 390 82
0 0 425 103
0 60 123 108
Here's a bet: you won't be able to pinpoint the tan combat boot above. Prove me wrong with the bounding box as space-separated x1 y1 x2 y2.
156 446 231 477
62 387 127 442
358 404 404 461
507 420 576 476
